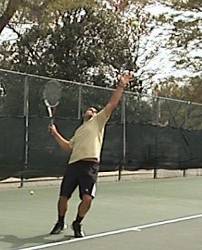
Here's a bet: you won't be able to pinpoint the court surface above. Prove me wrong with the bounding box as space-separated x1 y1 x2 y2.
1 176 202 250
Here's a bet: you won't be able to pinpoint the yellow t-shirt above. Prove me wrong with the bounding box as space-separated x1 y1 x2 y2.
68 109 109 164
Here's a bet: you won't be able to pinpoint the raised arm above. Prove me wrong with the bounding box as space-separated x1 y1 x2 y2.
104 71 133 117
49 124 72 153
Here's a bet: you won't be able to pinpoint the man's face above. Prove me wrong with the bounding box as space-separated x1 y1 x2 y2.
83 107 98 120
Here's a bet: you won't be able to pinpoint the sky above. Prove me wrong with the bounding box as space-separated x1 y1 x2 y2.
0 27 15 43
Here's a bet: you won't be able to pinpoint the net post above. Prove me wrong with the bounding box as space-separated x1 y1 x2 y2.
20 75 29 188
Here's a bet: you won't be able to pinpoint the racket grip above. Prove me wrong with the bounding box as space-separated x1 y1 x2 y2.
50 117 54 125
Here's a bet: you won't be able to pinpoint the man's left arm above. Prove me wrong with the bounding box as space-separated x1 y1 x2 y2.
104 71 133 117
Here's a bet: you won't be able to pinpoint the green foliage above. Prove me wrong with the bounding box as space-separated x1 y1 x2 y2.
167 0 202 10
0 2 157 117
157 0 202 79
1 0 201 98
0 0 97 32
1 7 134 86
152 75 202 103
0 71 25 116
125 93 154 123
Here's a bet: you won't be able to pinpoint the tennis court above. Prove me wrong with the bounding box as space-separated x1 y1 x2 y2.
1 176 202 250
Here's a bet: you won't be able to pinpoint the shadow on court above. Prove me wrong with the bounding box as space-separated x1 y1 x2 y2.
0 234 74 250
0 234 52 249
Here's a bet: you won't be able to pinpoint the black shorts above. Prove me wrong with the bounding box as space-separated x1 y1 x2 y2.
60 160 99 199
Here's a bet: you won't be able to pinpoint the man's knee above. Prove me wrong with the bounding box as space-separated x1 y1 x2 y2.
59 196 68 204
82 194 93 206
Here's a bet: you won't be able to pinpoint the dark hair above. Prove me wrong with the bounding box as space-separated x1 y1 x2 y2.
82 106 99 114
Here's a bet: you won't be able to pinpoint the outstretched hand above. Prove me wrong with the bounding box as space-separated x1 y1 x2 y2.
118 70 134 87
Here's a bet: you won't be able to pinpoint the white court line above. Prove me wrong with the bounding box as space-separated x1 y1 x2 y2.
17 214 202 250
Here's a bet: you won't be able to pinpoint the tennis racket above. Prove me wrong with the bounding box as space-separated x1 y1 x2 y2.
42 80 61 125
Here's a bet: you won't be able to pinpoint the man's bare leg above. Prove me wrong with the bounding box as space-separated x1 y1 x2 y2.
58 195 68 219
72 194 93 237
50 196 68 234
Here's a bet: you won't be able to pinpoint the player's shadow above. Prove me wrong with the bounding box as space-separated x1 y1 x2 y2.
0 234 74 249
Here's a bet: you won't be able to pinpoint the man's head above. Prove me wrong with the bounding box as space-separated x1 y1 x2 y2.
82 107 98 121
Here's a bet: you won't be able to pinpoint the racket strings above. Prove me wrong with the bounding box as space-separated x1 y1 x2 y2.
43 81 61 107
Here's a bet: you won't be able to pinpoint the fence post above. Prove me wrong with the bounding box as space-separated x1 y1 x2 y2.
154 97 160 179
119 94 126 181
0 83 6 113
77 85 82 119
20 75 29 188
182 101 190 177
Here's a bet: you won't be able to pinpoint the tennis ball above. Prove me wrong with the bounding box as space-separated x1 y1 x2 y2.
131 19 137 28
30 190 35 195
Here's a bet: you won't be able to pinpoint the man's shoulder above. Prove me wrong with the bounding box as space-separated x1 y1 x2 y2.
94 108 109 123
97 108 105 115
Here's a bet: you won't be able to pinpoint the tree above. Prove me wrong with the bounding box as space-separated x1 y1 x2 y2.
159 0 202 11
0 0 96 35
2 8 131 80
0 0 22 34
152 0 202 92
0 4 159 91
0 3 162 119
153 75 202 103
152 75 202 129
2 0 201 95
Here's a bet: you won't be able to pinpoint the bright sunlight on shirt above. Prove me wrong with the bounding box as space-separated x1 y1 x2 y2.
68 109 109 164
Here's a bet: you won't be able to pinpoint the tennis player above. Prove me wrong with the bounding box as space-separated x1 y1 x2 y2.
49 71 133 237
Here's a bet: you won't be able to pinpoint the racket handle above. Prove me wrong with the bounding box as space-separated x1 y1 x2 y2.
50 117 54 125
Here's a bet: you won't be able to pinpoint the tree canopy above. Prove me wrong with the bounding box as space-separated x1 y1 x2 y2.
0 0 96 34
0 2 159 92
0 0 201 100
151 0 202 102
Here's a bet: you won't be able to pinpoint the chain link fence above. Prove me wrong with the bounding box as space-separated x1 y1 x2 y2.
1 68 202 184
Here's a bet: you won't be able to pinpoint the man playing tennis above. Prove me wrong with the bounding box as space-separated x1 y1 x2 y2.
49 71 133 237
